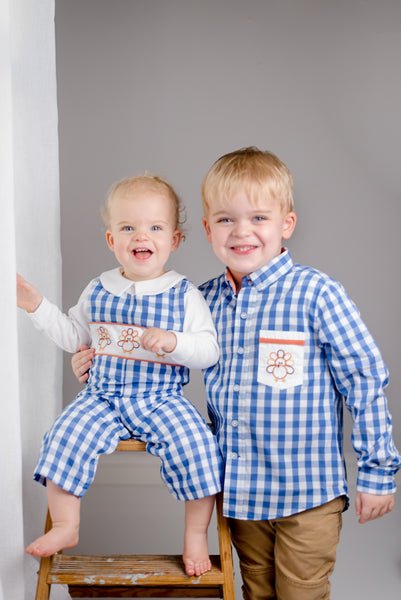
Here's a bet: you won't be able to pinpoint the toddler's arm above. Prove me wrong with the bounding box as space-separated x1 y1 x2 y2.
140 329 177 354
168 284 219 369
355 491 394 524
17 274 43 313
17 274 92 352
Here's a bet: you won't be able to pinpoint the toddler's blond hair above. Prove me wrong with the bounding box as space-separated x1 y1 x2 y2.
103 174 186 236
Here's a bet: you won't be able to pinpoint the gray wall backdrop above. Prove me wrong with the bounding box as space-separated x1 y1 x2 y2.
54 1 400 597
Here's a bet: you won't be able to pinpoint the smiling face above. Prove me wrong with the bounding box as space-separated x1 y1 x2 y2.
203 190 296 290
106 186 181 281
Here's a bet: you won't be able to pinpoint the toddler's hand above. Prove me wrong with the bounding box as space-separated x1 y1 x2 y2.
16 274 43 313
71 345 95 383
355 491 394 524
140 328 177 354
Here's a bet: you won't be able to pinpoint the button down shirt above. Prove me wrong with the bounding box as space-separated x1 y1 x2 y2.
200 249 401 520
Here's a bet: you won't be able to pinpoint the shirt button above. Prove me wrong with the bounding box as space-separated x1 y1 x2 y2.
231 452 238 460
237 347 244 354
240 312 248 319
232 420 238 428
233 384 240 392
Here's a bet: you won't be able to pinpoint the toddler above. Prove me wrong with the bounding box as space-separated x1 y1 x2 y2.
17 174 224 577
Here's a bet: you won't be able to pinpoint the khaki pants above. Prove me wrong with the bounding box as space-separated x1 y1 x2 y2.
229 496 346 600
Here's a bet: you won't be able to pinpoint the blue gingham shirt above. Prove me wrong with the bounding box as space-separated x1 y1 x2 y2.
200 249 401 520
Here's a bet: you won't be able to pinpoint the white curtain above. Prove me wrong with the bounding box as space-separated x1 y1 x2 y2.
1 1 66 597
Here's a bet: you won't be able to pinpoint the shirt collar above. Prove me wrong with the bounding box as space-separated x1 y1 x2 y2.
99 268 185 296
224 248 294 293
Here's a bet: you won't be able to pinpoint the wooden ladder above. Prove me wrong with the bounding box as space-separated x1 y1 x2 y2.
35 438 235 599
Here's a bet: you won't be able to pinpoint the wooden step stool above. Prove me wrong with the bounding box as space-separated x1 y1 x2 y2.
35 438 235 599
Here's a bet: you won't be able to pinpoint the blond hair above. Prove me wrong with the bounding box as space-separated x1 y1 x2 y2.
202 147 294 215
103 173 186 236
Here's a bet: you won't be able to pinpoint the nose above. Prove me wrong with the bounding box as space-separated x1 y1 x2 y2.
133 227 149 241
232 219 250 237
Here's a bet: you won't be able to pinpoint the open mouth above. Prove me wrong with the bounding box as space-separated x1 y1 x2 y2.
131 248 153 259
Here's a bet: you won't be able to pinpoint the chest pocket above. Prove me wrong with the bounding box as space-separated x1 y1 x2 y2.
257 330 305 390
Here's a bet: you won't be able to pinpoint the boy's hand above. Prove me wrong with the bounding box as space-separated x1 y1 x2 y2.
140 328 177 354
16 274 43 313
355 491 394 524
71 345 95 384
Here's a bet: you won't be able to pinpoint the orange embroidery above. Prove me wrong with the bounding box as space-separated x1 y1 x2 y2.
117 328 140 354
266 349 295 382
97 326 112 351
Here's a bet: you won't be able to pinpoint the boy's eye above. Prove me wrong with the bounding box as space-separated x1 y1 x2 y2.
254 216 267 222
217 217 232 224
151 225 162 231
123 225 134 232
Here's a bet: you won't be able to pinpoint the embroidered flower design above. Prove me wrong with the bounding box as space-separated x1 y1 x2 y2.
117 328 140 354
266 349 295 382
97 326 112 351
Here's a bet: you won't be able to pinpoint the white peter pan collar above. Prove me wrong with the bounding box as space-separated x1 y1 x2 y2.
99 268 185 297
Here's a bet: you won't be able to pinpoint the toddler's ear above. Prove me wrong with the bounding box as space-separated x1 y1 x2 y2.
282 212 296 240
106 230 115 251
171 230 182 252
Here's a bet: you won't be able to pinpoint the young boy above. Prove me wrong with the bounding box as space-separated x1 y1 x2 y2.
17 174 224 577
71 150 400 598
198 147 401 599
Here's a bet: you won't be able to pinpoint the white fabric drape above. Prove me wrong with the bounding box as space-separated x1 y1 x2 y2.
1 3 24 597
1 1 66 597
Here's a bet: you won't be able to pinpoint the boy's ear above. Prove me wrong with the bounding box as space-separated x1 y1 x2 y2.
282 212 297 240
106 230 115 251
202 216 212 242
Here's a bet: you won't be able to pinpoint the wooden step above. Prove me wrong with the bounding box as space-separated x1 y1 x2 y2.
48 553 225 587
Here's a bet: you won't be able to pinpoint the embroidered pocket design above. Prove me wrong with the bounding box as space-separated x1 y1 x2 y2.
257 330 305 389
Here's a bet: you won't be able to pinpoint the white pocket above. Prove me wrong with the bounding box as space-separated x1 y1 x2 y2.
257 330 305 390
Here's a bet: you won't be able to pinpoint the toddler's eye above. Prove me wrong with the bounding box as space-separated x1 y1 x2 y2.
254 216 267 222
123 225 134 232
217 217 232 224
152 225 162 231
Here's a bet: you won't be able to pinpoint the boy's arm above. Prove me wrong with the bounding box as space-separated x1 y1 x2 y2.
355 491 395 524
317 280 401 500
71 345 95 383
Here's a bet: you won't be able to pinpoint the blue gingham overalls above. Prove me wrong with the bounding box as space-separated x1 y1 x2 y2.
34 277 224 500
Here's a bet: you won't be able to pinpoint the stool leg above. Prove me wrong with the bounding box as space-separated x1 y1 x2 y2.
216 493 235 600
34 510 52 600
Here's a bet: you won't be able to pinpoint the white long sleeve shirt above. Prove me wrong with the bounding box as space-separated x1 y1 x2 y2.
30 268 219 370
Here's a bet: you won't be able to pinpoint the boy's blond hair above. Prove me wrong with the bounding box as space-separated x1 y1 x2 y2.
103 173 186 236
202 147 294 215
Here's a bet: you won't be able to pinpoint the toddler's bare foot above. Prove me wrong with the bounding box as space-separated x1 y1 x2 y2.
25 525 79 557
183 529 211 577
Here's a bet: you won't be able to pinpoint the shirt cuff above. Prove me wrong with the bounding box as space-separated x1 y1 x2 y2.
356 467 397 495
169 331 196 366
29 296 53 327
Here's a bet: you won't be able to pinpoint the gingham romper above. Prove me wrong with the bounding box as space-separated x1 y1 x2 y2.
33 275 224 501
